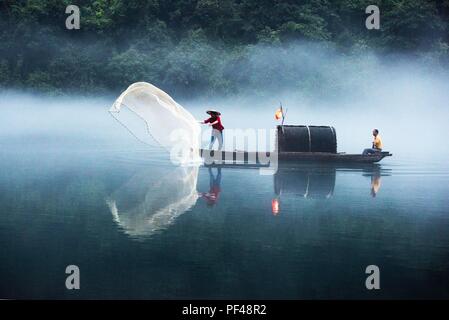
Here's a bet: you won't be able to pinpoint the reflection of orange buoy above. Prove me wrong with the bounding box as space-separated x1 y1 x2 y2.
272 198 280 215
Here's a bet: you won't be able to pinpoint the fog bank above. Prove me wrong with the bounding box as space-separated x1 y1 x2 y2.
1 43 448 161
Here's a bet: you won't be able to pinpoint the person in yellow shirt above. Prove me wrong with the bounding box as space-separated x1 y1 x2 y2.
363 129 383 155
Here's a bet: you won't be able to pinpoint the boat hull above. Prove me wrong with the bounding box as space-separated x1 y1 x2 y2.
200 149 392 165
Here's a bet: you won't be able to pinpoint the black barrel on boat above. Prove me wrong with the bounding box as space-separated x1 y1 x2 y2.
277 125 337 153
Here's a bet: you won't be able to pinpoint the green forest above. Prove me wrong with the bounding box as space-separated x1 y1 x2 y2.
1 0 449 96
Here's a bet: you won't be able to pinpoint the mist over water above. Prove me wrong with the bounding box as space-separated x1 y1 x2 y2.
1 43 449 164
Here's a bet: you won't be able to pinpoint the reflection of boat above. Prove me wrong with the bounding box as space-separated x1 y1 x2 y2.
271 163 389 214
106 165 199 239
274 166 336 199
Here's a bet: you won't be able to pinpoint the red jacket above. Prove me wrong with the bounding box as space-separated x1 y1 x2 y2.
204 116 224 131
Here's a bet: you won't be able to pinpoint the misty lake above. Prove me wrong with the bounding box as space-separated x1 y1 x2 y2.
1 139 448 299
0 93 448 299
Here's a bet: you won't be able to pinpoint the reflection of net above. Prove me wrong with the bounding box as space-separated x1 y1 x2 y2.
106 165 199 239
109 82 201 162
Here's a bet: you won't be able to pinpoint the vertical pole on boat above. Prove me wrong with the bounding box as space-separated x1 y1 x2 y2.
280 102 285 126
279 102 285 135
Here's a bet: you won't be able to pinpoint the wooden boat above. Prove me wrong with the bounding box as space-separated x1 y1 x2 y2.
200 149 392 165
200 125 392 165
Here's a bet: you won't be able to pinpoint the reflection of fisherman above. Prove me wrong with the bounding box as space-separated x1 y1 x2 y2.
201 109 224 150
363 129 383 155
370 170 381 197
200 167 222 206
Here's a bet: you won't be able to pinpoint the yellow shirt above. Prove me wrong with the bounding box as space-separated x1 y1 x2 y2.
373 135 383 149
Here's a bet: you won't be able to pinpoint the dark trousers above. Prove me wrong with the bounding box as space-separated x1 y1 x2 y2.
363 148 381 155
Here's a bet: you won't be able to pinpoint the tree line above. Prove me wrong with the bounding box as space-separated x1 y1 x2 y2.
0 0 448 96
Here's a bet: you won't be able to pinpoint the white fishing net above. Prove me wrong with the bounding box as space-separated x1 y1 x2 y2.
109 82 201 163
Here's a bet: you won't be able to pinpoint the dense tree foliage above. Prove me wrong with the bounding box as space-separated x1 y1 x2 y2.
0 0 448 96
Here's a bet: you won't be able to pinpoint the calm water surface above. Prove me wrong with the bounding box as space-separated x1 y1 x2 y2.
0 139 448 299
